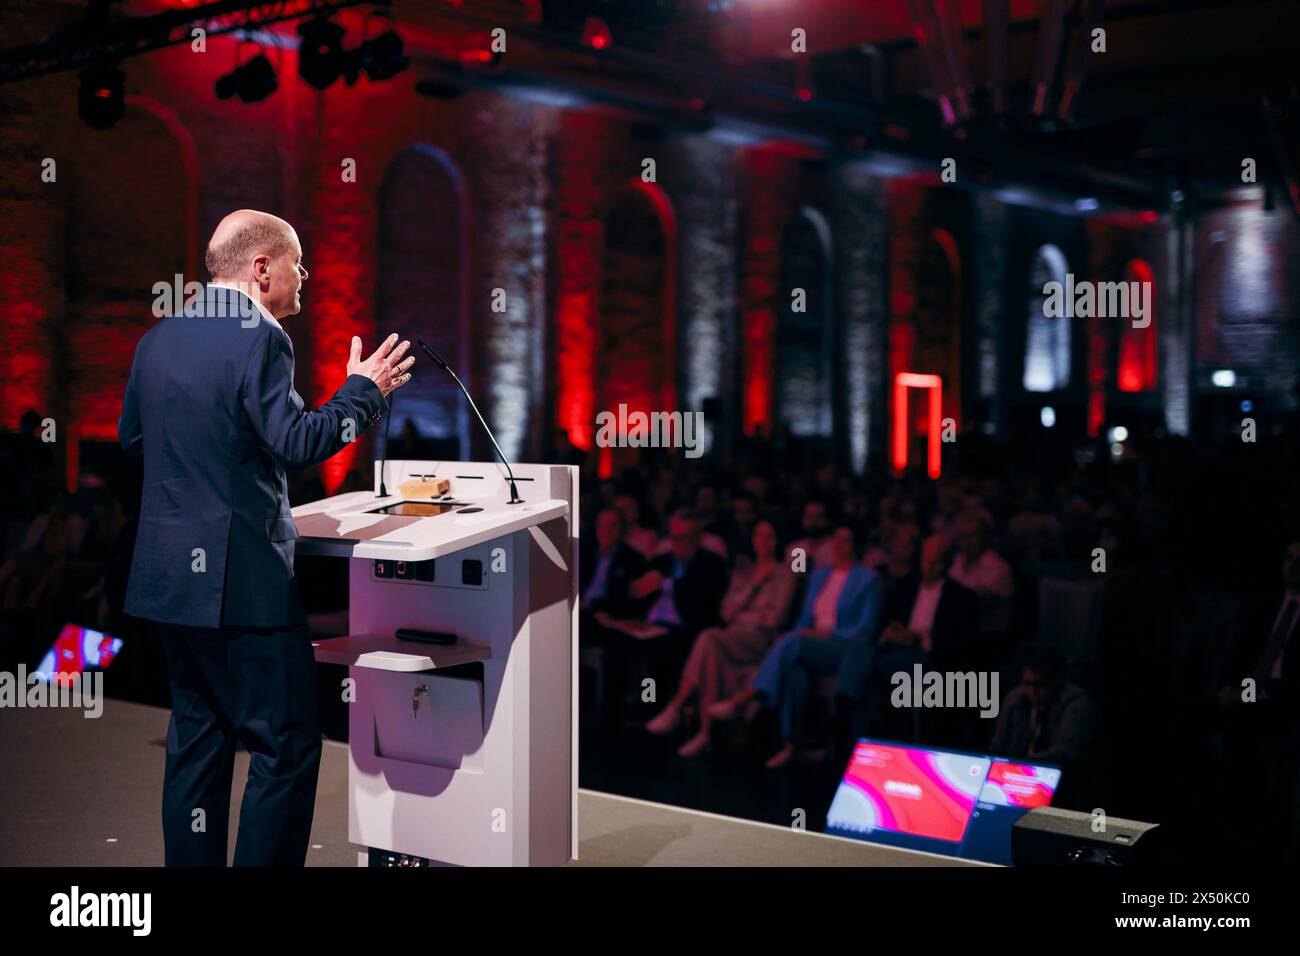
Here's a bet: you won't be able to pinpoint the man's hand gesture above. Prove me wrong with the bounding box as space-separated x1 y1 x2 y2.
348 333 414 398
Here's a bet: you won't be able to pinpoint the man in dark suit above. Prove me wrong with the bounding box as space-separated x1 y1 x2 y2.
580 507 647 619
118 209 415 866
635 508 730 635
837 531 980 745
595 508 728 725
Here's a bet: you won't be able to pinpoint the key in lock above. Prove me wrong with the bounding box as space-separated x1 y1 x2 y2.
412 683 429 716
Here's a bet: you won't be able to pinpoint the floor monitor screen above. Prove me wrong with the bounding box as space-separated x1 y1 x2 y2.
824 739 991 856
957 760 1062 865
34 623 124 684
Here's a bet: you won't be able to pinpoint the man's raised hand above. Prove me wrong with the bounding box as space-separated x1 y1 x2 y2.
348 333 414 398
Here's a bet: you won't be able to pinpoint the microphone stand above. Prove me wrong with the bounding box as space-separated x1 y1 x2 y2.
417 338 524 504
376 387 395 497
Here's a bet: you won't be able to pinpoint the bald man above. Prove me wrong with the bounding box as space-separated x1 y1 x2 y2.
118 209 415 866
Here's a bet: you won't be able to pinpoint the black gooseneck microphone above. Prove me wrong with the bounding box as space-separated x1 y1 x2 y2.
417 339 523 505
376 386 395 498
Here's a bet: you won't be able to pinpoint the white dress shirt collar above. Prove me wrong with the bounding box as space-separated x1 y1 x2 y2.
206 282 282 331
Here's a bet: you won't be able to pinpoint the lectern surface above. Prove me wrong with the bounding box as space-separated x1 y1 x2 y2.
291 489 568 561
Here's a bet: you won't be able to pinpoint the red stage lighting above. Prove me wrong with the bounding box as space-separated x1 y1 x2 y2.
893 372 943 479
582 17 611 51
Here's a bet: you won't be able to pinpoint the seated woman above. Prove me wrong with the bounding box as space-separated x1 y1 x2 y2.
709 524 881 768
644 519 797 757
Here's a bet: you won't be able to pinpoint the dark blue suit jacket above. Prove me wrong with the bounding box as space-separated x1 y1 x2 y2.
117 284 387 629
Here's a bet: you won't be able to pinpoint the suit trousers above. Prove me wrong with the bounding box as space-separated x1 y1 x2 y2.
156 618 321 866
750 632 855 744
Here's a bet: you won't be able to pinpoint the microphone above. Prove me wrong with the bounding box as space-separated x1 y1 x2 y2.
376 385 395 498
417 339 523 505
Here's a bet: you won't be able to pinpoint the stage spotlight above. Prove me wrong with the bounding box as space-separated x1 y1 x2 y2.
78 64 125 130
582 16 611 51
215 54 277 103
458 31 505 74
359 30 408 81
298 16 347 89
794 56 813 102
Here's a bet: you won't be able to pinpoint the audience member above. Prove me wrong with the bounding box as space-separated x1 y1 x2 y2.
580 507 647 617
788 499 834 569
613 493 659 558
595 509 728 725
644 518 798 756
949 508 1015 640
840 531 980 744
988 643 1099 807
711 524 881 768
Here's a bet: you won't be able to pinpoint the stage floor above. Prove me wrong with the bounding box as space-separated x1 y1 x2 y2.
0 697 979 867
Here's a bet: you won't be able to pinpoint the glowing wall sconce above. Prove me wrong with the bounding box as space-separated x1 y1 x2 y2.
893 372 943 479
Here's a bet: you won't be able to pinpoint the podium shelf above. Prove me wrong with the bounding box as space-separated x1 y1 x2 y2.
311 633 491 672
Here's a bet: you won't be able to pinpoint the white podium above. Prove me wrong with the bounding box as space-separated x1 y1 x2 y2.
292 459 578 867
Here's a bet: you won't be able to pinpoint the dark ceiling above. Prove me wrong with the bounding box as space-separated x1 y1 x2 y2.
6 1 1300 213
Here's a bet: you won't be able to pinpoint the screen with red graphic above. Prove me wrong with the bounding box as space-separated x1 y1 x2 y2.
825 741 990 847
958 759 1061 865
33 623 124 685
980 762 1059 809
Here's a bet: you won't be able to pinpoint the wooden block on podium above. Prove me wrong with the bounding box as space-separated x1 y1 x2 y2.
398 476 451 499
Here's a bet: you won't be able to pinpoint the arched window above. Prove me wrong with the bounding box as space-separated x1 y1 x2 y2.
892 227 960 476
68 97 197 444
1023 244 1071 392
1117 259 1156 392
597 179 676 475
776 207 834 439
377 145 470 458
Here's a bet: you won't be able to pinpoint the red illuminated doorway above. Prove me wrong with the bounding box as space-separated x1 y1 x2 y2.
892 372 943 479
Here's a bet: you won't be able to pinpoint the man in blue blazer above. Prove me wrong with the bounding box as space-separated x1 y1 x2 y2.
118 209 414 866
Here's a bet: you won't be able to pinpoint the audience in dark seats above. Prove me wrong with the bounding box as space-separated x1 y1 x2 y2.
636 509 730 634
788 499 834 569
865 520 922 601
644 518 798 756
724 492 759 564
0 409 58 526
712 524 881 769
1006 484 1065 564
46 483 127 631
580 507 647 618
613 492 659 559
653 500 729 561
949 508 1015 647
0 486 87 612
1215 536 1300 857
592 508 729 725
3 408 1294 860
989 643 1099 807
1219 536 1300 707
840 531 981 745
